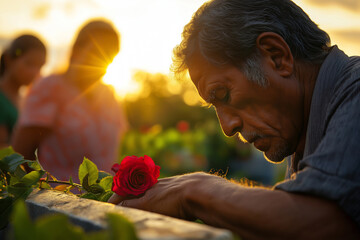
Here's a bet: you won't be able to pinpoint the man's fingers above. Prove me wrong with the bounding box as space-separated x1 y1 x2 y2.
108 193 126 204
108 193 143 209
120 198 142 209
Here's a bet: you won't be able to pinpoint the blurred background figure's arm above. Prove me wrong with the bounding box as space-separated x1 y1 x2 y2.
11 125 51 161
0 125 10 148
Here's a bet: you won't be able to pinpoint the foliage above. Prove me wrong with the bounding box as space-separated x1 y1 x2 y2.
8 200 138 240
119 119 287 185
0 146 138 239
120 126 208 176
120 120 253 178
0 147 43 229
124 71 215 130
77 157 114 202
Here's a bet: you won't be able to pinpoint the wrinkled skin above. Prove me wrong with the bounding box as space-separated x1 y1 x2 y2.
108 33 360 239
109 173 205 220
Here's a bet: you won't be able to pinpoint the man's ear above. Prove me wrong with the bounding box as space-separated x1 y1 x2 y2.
256 32 294 77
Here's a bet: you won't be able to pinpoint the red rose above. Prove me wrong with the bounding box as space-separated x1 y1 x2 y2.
111 155 160 197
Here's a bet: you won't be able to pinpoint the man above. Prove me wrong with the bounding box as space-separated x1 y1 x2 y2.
109 0 360 238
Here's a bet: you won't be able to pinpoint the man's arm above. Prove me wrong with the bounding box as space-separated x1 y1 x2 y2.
109 172 360 239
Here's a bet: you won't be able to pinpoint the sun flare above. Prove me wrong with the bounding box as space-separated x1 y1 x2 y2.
102 54 139 98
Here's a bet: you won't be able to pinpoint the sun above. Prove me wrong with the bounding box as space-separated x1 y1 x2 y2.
102 54 139 98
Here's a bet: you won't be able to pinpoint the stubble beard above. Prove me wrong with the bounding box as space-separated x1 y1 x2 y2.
263 139 291 163
238 131 290 163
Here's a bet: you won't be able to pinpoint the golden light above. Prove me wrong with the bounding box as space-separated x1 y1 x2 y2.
102 54 140 98
2 0 360 93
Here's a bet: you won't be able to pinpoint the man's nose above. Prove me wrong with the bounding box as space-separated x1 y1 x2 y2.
216 107 242 137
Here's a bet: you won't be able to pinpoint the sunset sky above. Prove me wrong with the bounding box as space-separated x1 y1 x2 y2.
1 0 359 97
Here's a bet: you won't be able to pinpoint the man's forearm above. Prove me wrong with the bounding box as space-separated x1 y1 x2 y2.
108 172 360 239
185 175 360 239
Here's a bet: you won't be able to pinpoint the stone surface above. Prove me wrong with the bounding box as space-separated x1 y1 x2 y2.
26 189 233 240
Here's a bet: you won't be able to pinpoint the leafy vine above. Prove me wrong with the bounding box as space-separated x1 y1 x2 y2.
0 146 138 240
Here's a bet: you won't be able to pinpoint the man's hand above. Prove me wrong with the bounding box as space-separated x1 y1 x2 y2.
108 171 360 239
108 172 216 220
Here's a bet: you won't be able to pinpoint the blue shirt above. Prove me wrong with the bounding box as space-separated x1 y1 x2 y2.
275 46 360 226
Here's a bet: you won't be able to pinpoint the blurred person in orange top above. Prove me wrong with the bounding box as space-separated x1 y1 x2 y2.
12 19 128 180
0 34 46 148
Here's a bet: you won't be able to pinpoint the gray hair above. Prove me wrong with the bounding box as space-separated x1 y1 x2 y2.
241 51 267 87
172 0 330 86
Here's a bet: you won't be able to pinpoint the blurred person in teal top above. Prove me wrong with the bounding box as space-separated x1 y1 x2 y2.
0 34 46 147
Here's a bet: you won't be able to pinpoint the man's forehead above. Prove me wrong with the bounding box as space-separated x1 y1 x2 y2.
187 51 210 85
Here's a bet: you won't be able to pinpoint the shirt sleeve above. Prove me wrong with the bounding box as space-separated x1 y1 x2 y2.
275 80 360 226
18 77 59 128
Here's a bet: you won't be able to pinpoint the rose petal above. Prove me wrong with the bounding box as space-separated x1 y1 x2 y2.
111 163 121 173
143 155 156 171
154 165 161 179
112 155 161 197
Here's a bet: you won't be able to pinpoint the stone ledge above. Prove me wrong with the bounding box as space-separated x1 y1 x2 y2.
26 189 233 240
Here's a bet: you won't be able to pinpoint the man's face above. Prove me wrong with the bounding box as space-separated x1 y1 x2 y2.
188 52 303 162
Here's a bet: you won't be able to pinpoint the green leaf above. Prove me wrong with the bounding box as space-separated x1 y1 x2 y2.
99 176 113 191
107 212 138 240
7 184 33 200
86 231 109 240
28 159 43 171
39 181 52 190
98 171 112 182
88 184 104 194
36 214 84 240
82 174 90 191
0 146 15 159
69 176 73 185
79 158 98 186
14 165 27 179
11 200 36 240
9 175 21 185
0 195 14 229
98 191 113 202
80 192 100 200
0 153 31 173
48 172 58 181
21 170 45 187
